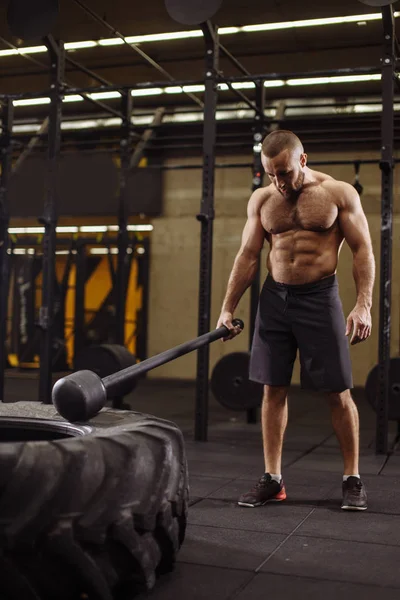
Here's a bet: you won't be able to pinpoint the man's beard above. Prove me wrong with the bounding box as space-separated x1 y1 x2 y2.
293 171 305 192
279 171 305 197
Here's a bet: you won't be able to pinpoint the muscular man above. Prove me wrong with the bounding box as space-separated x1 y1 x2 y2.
217 130 375 511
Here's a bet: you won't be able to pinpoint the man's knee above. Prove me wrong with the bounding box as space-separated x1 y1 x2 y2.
263 385 288 405
327 389 354 407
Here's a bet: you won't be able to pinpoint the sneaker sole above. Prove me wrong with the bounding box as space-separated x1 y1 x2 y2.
238 497 286 508
341 505 368 511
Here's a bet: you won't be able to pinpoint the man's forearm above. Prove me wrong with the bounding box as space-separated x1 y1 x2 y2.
222 253 259 313
353 247 375 308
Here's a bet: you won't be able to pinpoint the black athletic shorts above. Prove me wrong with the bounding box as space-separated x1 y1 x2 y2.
249 274 353 393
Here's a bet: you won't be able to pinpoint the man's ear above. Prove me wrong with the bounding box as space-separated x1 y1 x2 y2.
300 153 308 168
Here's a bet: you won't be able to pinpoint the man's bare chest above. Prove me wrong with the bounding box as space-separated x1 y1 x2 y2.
261 192 338 235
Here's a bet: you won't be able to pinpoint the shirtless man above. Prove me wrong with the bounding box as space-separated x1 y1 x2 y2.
217 130 375 511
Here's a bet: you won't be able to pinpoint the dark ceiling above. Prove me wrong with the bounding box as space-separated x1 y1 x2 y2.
0 0 399 156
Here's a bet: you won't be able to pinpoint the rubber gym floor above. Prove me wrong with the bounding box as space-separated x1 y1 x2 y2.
3 372 400 600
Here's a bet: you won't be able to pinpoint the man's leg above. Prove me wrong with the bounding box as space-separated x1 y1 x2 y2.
262 385 289 474
328 389 359 475
238 384 289 507
328 389 367 510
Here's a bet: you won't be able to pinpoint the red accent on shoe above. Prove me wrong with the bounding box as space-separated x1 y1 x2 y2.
272 486 287 501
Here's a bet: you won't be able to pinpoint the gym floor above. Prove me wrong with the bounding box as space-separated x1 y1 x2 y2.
4 373 400 600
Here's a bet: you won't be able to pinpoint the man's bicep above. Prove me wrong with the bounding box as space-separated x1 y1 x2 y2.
239 214 265 258
338 189 373 254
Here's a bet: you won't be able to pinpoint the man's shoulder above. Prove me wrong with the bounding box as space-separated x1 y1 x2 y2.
318 176 359 206
250 184 274 207
247 185 274 217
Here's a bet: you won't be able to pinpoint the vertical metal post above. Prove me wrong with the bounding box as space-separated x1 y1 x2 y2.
195 23 219 442
136 236 150 362
116 91 133 346
0 100 14 400
247 80 265 424
38 37 64 403
73 243 86 368
375 5 395 454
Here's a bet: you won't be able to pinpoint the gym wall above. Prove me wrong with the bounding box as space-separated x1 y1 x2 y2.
147 149 400 387
8 153 162 217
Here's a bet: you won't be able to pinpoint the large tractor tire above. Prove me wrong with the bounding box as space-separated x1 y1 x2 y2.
0 402 189 600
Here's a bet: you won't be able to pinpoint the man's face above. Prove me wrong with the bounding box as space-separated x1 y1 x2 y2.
262 149 307 199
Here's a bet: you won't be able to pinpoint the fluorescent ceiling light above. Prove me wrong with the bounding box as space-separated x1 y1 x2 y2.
12 248 31 254
0 46 47 57
12 123 42 133
61 120 98 130
219 81 284 90
353 103 400 113
16 45 47 54
13 97 51 106
9 227 45 234
63 95 85 103
14 96 84 107
80 226 108 232
89 91 121 100
242 13 383 33
216 109 253 121
128 225 154 231
61 117 121 130
126 30 203 43
264 80 286 88
90 248 118 254
65 41 97 50
183 85 205 93
131 88 163 96
219 27 241 35
232 82 256 89
287 74 381 86
132 115 155 125
0 49 18 57
56 226 79 233
166 112 203 123
98 38 124 46
165 86 184 94
9 225 153 235
354 104 382 113
146 84 205 95
218 80 283 91
13 95 120 108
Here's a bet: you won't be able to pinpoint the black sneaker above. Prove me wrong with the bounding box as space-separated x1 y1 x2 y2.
238 474 286 508
341 476 367 511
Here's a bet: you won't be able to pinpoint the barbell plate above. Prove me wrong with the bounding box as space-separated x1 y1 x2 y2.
164 0 223 25
357 0 397 6
74 344 137 398
365 357 400 421
211 352 263 411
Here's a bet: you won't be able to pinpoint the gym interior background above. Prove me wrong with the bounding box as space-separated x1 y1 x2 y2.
0 0 398 388
1 2 400 599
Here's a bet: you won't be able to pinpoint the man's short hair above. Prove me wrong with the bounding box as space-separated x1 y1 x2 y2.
262 130 304 158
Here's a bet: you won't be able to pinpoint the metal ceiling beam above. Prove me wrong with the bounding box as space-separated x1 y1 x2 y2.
0 35 124 119
72 0 204 109
0 66 382 100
